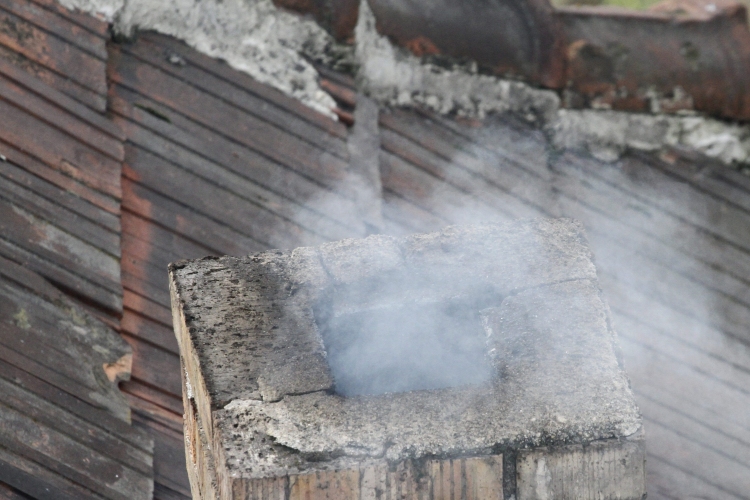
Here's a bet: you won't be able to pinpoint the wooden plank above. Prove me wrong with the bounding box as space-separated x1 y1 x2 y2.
140 33 347 139
0 168 120 256
381 128 548 219
590 231 750 345
144 421 192 498
0 54 123 140
0 402 152 500
0 197 121 295
0 236 122 317
637 391 750 471
109 50 349 188
123 382 184 427
0 276 128 376
604 277 750 372
28 0 108 38
0 154 119 229
0 481 33 499
120 130 357 243
545 181 750 339
153 483 191 500
111 97 361 231
122 267 171 310
123 146 325 250
0 44 105 111
0 356 152 452
122 177 266 257
0 263 125 367
0 242 121 316
0 316 105 394
386 108 551 181
644 418 750 498
0 98 121 199
646 454 740 500
122 334 183 399
381 189 449 234
632 383 750 460
380 150 517 224
614 306 750 391
0 138 120 215
123 288 173 328
122 36 349 160
619 335 750 432
380 108 478 164
639 151 750 215
0 446 104 500
0 376 152 476
0 8 106 94
0 324 126 418
551 159 750 294
0 0 106 60
122 211 215 264
0 72 123 160
575 153 750 255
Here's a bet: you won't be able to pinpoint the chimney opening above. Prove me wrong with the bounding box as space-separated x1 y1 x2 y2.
315 292 496 397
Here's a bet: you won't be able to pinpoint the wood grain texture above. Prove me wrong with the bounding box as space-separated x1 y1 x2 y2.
0 0 107 110
0 257 154 499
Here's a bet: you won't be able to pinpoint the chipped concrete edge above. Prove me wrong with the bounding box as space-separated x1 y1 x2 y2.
58 0 750 171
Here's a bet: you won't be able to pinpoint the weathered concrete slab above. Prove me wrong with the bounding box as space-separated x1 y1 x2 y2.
169 219 643 499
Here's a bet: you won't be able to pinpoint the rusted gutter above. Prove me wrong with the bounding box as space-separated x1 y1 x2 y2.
559 0 750 120
363 0 567 89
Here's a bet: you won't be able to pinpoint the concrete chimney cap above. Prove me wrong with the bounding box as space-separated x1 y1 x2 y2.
169 217 642 482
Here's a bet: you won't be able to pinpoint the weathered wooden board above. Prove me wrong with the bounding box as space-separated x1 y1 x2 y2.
121 37 348 158
0 257 154 499
0 0 107 110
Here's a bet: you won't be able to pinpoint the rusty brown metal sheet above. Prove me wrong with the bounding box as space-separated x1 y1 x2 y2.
273 0 360 41
365 0 567 88
558 0 750 120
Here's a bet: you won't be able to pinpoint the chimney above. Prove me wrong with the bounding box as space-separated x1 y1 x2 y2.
169 218 645 500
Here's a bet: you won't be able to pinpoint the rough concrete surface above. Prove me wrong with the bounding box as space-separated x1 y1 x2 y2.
170 219 643 498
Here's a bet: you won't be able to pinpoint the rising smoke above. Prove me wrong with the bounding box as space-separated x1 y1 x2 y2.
291 109 750 486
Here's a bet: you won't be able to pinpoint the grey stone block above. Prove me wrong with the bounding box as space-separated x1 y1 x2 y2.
169 218 644 499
